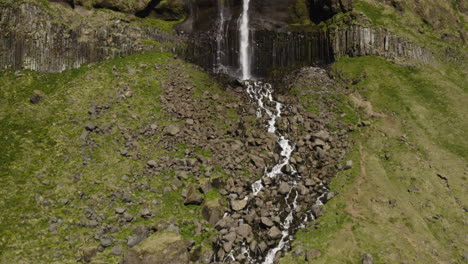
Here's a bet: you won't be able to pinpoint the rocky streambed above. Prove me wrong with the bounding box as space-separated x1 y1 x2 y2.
208 75 349 263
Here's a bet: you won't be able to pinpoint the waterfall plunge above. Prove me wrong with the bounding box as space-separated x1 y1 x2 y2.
239 0 251 80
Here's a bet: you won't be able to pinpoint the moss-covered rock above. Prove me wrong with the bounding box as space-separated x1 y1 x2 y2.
123 231 189 264
152 0 186 21
73 0 151 13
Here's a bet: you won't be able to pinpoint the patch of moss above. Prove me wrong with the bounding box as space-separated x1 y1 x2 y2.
290 0 312 25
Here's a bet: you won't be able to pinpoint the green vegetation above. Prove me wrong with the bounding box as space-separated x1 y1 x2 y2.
139 17 184 33
281 56 467 263
353 0 467 58
290 0 312 25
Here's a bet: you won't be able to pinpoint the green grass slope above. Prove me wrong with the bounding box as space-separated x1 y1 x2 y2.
281 56 467 263
0 51 236 263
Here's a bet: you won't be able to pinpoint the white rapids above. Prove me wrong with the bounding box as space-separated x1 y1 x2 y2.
243 80 331 264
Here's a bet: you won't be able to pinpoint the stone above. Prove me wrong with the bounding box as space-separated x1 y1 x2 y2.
201 199 224 225
305 178 315 187
30 90 46 104
123 212 134 222
81 246 97 263
268 226 282 239
311 205 323 217
249 154 265 168
362 253 374 264
313 138 326 148
260 217 274 227
100 236 113 248
88 220 99 228
165 125 181 136
305 249 321 261
110 245 123 256
48 223 58 233
184 186 204 205
140 208 152 219
152 220 170 231
223 240 234 253
115 207 126 214
313 130 330 141
123 231 189 264
344 160 353 170
127 235 145 248
237 224 252 238
278 182 291 194
166 224 180 234
147 160 157 168
231 199 248 211
85 123 96 131
292 248 304 257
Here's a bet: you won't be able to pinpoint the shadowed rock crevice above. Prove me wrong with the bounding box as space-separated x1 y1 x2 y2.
308 0 353 23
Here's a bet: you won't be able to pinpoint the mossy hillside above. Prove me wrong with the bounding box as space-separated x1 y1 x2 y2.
0 51 235 263
281 56 467 263
353 0 467 61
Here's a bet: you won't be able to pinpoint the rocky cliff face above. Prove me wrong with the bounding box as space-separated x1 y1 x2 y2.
0 0 433 77
0 2 181 72
180 0 433 79
184 25 433 79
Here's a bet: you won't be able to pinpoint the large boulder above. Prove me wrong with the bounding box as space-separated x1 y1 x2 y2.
73 0 151 13
123 231 189 264
201 198 224 225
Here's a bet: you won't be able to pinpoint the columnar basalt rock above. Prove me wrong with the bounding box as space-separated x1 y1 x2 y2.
0 3 182 72
0 1 433 77
184 25 433 79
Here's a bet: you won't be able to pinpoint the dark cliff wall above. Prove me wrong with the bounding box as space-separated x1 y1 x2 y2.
181 0 432 79
184 25 433 79
0 3 181 72
0 0 433 77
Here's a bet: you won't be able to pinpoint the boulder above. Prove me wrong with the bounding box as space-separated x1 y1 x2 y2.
201 198 224 225
249 154 266 169
184 186 204 205
305 249 321 261
261 216 274 227
278 182 291 194
30 90 46 104
231 199 248 211
237 224 252 238
165 124 181 136
73 0 152 14
268 226 282 239
311 204 323 217
123 231 189 264
362 253 374 264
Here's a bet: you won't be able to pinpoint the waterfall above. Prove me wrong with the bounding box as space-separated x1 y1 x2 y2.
214 0 227 74
239 0 251 80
